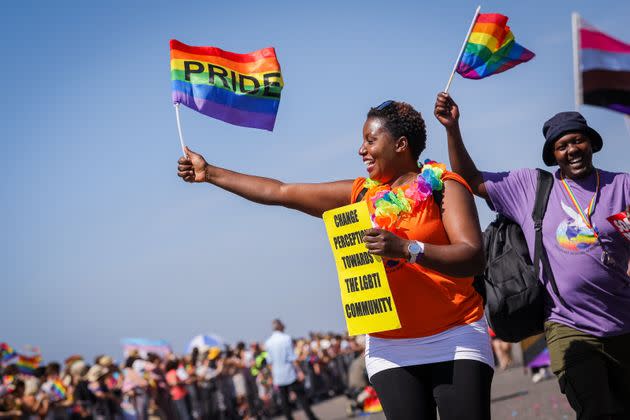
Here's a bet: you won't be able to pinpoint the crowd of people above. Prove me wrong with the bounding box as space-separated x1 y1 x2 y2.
0 331 375 420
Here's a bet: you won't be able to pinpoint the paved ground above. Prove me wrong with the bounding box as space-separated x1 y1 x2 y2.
277 367 573 420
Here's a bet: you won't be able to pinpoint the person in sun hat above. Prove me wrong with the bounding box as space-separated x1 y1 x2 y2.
86 364 112 418
178 98 492 419
122 354 149 420
435 91 630 419
96 355 114 368
68 359 92 419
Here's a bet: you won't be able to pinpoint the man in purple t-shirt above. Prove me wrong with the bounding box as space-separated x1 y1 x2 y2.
435 92 630 419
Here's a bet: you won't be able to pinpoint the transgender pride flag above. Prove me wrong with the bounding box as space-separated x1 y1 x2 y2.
574 14 630 115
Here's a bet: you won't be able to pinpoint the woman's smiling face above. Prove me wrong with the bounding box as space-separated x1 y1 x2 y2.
358 117 400 182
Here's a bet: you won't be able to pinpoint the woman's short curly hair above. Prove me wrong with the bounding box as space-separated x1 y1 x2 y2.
367 101 427 161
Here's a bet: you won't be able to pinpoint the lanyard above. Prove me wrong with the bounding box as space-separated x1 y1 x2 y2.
560 169 600 234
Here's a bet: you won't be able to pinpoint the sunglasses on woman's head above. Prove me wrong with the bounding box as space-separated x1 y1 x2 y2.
375 100 394 111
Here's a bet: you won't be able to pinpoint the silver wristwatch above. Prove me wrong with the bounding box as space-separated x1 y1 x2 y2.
407 241 425 264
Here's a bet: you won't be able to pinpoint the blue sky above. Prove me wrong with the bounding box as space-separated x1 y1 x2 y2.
2 1 629 363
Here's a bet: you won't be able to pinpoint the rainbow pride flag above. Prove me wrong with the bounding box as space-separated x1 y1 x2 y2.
457 13 535 79
50 379 67 401
170 40 283 131
0 343 17 362
16 354 41 375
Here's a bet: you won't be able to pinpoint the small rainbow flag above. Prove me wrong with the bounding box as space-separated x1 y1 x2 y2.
170 39 284 131
362 386 383 413
457 13 535 79
16 354 41 375
50 379 67 401
0 343 17 362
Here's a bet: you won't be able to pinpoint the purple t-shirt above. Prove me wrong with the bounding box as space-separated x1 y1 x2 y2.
482 168 630 337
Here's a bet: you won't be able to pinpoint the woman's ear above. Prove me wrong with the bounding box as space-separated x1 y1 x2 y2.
395 136 409 153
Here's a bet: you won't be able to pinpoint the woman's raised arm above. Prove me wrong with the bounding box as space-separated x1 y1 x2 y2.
177 147 354 217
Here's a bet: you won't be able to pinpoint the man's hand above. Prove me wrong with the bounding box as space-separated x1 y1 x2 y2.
434 92 460 129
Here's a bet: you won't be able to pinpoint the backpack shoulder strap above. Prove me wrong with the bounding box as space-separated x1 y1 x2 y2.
532 169 553 223
532 169 570 308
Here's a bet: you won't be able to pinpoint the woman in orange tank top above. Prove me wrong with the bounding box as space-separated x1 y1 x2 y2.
177 99 493 420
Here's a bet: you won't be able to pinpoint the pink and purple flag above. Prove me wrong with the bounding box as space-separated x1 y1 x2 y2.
578 18 630 115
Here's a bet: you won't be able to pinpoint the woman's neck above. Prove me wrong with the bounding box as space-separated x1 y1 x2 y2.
390 169 421 188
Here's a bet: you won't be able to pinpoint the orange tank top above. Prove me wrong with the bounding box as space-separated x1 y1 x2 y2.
351 171 484 339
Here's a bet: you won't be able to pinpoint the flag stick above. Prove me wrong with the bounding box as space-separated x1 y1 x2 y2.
572 12 583 111
624 115 630 139
174 103 187 157
444 5 481 93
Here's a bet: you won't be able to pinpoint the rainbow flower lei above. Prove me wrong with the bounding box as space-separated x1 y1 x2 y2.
364 159 446 231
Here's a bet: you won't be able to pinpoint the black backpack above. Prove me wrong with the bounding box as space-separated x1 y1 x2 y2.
476 169 568 343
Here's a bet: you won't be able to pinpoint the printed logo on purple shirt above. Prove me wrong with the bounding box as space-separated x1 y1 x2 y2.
555 201 598 251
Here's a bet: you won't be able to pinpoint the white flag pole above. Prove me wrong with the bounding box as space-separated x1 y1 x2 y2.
572 12 583 111
444 5 481 93
174 103 187 157
624 115 630 139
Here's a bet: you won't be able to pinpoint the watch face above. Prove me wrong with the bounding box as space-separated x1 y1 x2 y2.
409 241 421 254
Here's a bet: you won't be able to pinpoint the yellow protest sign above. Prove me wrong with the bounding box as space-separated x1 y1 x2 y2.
323 201 401 336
